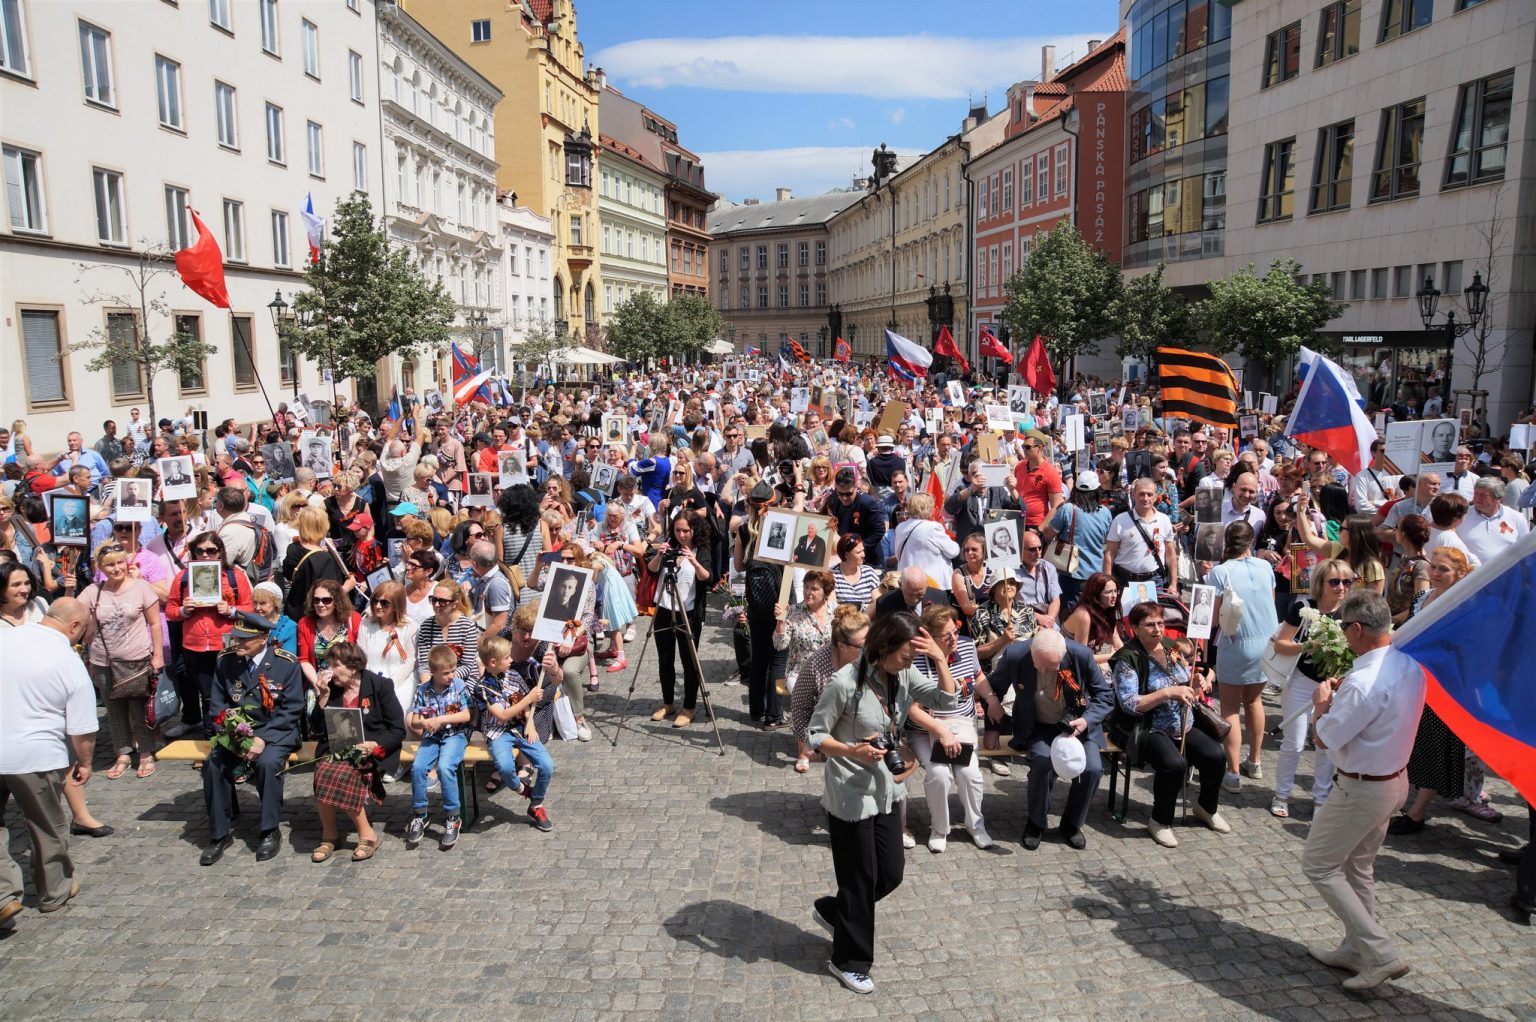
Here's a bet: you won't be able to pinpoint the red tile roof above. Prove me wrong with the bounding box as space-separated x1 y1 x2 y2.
527 0 553 22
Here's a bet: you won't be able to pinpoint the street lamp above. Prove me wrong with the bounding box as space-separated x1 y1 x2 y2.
871 143 900 333
267 290 298 399
1417 271 1487 339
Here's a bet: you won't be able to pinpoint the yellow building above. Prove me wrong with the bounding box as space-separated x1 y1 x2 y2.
402 0 602 345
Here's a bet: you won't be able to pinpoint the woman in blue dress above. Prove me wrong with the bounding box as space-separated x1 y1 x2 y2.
1205 520 1279 794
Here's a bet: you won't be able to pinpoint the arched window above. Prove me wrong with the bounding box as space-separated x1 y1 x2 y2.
584 282 595 323
553 277 564 322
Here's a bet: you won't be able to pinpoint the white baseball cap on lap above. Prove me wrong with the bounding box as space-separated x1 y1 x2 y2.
1050 734 1088 780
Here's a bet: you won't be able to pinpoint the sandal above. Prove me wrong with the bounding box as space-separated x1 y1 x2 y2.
106 756 131 780
484 772 503 794
1270 798 1289 818
1456 798 1503 823
794 757 810 774
136 758 157 778
351 838 379 862
311 841 337 863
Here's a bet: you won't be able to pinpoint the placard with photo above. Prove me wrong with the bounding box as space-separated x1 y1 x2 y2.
1074 444 1094 478
790 388 810 414
186 561 224 607
591 462 619 496
754 509 800 566
366 564 394 594
985 404 1015 432
1194 522 1226 562
978 462 1010 489
301 435 333 479
1186 583 1216 640
1121 406 1139 434
1120 580 1158 618
924 408 944 437
1238 414 1260 439
789 516 835 568
1087 390 1109 418
1194 483 1223 524
945 380 965 406
158 456 198 501
463 473 495 506
1007 384 1032 415
49 493 90 547
532 563 594 644
387 538 407 570
1260 393 1279 415
261 442 296 483
1289 544 1320 594
1381 420 1421 475
983 517 1021 571
498 451 528 486
1093 429 1112 456
602 413 627 445
1419 417 1459 475
114 477 152 522
423 389 446 415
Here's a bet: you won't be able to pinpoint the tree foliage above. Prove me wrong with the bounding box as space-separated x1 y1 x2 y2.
70 243 219 429
1000 219 1122 367
666 293 724 361
289 194 455 383
511 318 567 370
1111 262 1191 365
1192 258 1345 369
606 290 670 363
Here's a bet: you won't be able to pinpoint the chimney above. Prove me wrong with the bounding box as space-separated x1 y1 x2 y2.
594 66 608 90
775 187 792 202
743 198 760 205
1042 45 1056 82
1087 39 1103 52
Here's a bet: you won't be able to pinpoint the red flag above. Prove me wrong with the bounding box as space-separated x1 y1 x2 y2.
174 209 231 309
932 325 968 373
1022 334 1056 395
833 337 851 363
923 461 955 539
979 326 1014 365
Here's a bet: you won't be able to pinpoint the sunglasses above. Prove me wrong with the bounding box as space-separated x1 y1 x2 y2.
467 530 484 538
192 546 219 555
373 598 392 607
113 524 135 532
1326 577 1356 589
429 596 453 606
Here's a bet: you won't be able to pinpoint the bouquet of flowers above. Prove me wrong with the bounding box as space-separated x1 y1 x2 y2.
1298 608 1356 679
209 707 258 780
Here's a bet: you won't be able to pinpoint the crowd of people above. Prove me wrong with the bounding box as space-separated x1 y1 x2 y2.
1 358 1531 995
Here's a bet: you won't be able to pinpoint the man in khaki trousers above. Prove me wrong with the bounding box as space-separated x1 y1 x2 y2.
1303 590 1425 992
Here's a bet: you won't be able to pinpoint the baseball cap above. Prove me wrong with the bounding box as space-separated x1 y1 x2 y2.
389 501 419 516
346 512 375 532
1075 473 1101 492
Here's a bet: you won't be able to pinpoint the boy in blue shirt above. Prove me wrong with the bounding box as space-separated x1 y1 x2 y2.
406 645 472 850
474 629 556 833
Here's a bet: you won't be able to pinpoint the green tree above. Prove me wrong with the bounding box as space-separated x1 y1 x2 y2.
511 318 567 372
1000 219 1122 378
1110 261 1191 367
666 293 724 362
606 290 669 363
1192 259 1345 382
70 243 220 430
288 193 455 385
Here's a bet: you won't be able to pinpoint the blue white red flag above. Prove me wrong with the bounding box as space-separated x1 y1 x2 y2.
744 345 762 355
1284 351 1375 474
886 359 916 386
1299 345 1364 407
387 386 401 423
300 193 324 264
450 344 494 405
885 328 931 379
1393 530 1536 804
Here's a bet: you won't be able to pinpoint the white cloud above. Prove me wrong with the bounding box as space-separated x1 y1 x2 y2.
699 146 925 205
593 33 1104 100
827 116 857 132
887 107 907 125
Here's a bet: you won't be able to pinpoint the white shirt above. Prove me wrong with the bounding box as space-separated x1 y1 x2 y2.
1423 526 1481 569
1456 503 1528 564
1314 644 1425 776
1442 470 1477 499
0 624 99 774
1221 496 1266 543
1350 466 1391 516
1106 510 1173 574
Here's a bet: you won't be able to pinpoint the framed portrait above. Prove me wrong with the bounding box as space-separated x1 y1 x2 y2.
186 561 224 607
387 538 407 569
261 442 296 483
48 493 90 548
754 509 799 565
746 369 761 383
424 389 446 414
1007 384 1032 415
788 514 836 568
114 478 152 522
499 451 528 486
292 392 313 423
984 404 1015 432
809 384 825 415
1289 545 1320 594
463 473 495 506
1074 443 1094 477
1125 449 1153 481
1094 429 1112 457
322 706 365 750
983 517 1021 570
1194 484 1223 524
1122 406 1140 434
1238 414 1259 440
946 380 965 406
790 388 810 414
1119 580 1158 618
158 456 197 501
532 563 594 643
1194 522 1227 563
1186 584 1216 641
591 462 618 496
924 408 944 437
602 413 627 445
301 435 333 479
1420 418 1458 473
1087 390 1109 418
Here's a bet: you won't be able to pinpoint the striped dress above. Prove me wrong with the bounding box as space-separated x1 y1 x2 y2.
412 614 484 682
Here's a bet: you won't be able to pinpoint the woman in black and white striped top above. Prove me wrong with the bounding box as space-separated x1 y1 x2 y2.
413 579 483 684
905 605 993 852
831 534 881 610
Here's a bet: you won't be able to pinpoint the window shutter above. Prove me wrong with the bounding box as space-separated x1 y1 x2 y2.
232 315 256 388
21 310 65 404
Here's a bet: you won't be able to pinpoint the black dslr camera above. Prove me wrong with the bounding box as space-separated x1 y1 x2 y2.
867 732 907 774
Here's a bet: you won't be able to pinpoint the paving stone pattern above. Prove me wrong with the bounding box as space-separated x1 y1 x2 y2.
4 617 1533 1021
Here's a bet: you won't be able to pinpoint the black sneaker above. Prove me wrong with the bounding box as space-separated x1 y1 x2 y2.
527 804 553 832
440 816 462 850
405 814 427 845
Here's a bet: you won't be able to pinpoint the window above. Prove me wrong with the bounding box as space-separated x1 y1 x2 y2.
208 0 231 32
164 184 190 248
1371 98 1425 201
1020 159 1034 205
1257 138 1296 222
2 0 34 77
777 285 789 308
174 314 206 394
1035 153 1048 201
1316 1 1360 67
229 315 256 391
270 209 289 266
1310 120 1353 213
757 285 768 309
798 241 809 267
155 56 183 130
21 309 66 406
278 326 296 386
1054 146 1069 196
1380 0 1431 42
1393 265 1412 297
301 19 318 77
1350 269 1367 300
1002 241 1013 280
92 167 126 244
1002 168 1013 211
777 243 789 269
346 0 359 11
107 312 144 400
78 21 115 107
565 149 590 188
977 178 988 218
1445 70 1513 188
1371 267 1389 298
570 215 583 246
1454 0 1491 7
756 245 767 270
990 174 1000 214
471 19 491 43
816 240 826 266
306 121 323 177
739 247 749 270
220 199 245 261
264 103 285 164
259 0 278 55
1441 260 1464 293
214 81 238 149
352 141 366 191
1262 21 1301 88
799 283 809 307
348 51 363 102
4 146 47 234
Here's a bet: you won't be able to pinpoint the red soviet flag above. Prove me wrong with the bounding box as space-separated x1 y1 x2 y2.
175 209 231 309
1022 334 1056 395
932 324 968 373
979 326 1013 364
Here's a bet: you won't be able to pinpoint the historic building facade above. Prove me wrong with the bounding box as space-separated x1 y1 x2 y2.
596 131 670 315
497 195 555 371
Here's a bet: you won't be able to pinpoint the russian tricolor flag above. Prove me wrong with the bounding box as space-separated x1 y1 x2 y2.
1284 351 1375 474
885 328 932 379
1393 530 1536 804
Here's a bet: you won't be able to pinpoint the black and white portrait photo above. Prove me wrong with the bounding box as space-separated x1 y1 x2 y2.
158 456 197 501
755 509 798 565
1007 385 1031 415
1122 406 1140 434
1088 390 1109 418
946 381 965 406
187 560 223 607
323 706 365 749
49 494 90 547
532 564 594 643
303 436 333 478
261 442 296 483
603 413 627 445
1422 419 1458 470
591 463 619 496
464 473 494 506
387 538 407 569
499 451 527 486
115 478 152 523
1187 583 1216 640
984 519 1021 569
424 389 446 414
1194 522 1227 563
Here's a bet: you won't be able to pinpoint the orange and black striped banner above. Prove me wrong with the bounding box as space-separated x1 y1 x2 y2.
1156 346 1239 429
789 339 812 364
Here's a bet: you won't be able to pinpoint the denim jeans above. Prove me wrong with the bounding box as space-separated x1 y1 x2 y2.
488 732 555 804
411 732 467 817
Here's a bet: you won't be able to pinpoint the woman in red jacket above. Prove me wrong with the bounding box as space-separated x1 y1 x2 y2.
297 578 362 696
165 531 253 735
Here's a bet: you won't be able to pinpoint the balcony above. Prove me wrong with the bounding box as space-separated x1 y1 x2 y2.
566 243 594 273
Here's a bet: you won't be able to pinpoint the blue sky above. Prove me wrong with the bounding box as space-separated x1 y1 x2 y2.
580 0 1120 203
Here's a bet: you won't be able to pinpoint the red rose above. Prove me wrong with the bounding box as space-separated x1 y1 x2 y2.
370 746 387 760
214 710 227 727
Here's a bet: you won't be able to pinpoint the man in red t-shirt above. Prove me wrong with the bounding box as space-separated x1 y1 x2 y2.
1013 429 1064 527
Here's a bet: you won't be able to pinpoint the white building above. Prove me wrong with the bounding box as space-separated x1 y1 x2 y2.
497 194 554 369
377 2 501 396
0 0 383 445
597 132 670 317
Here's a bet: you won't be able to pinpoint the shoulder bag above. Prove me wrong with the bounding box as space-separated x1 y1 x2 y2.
504 529 536 596
1104 647 1151 769
1045 506 1080 575
1128 512 1167 579
86 590 154 700
1217 559 1247 635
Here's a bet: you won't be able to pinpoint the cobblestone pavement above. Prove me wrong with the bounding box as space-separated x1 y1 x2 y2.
4 616 1533 1021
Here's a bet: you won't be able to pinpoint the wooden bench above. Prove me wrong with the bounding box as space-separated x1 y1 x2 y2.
158 739 496 826
1101 737 1132 822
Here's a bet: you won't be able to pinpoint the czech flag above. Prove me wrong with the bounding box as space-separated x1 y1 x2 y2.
979 326 1013 365
1393 530 1536 804
744 345 762 355
933 324 968 373
451 344 494 405
885 328 931 379
834 337 851 363
1285 350 1375 474
300 192 324 264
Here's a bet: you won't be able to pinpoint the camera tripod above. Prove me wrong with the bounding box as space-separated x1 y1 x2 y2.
611 565 726 756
